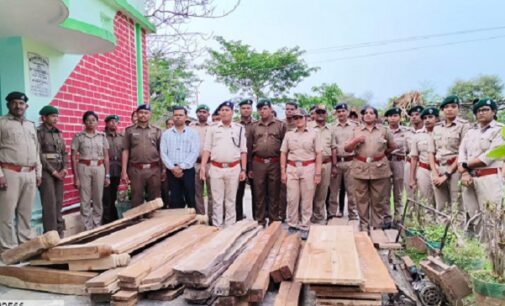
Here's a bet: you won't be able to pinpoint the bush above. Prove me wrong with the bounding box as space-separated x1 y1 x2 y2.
443 238 486 273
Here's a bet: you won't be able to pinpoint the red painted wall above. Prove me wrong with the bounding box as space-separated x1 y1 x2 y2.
50 12 148 207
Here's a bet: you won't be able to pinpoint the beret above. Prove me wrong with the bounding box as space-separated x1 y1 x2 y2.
408 105 424 115
218 100 234 111
39 105 58 116
256 98 272 109
212 108 220 116
137 104 151 112
5 91 28 103
334 103 348 110
196 104 210 112
472 97 497 114
291 109 304 118
440 95 460 109
420 106 439 118
105 114 120 122
238 98 253 106
313 104 327 112
384 107 401 117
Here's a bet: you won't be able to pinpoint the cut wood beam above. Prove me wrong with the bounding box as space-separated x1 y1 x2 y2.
271 233 301 283
86 280 120 294
138 274 178 292
112 289 138 301
147 285 185 301
43 244 112 261
1 231 60 264
315 298 381 306
68 253 130 271
274 281 302 306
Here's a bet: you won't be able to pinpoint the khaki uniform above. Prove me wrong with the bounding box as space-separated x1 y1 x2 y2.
123 124 162 207
330 120 358 219
403 127 417 208
350 125 395 230
385 125 409 223
409 128 435 205
235 117 255 221
71 131 108 230
308 121 335 224
204 121 247 227
102 130 123 224
38 124 68 236
248 117 286 225
280 128 322 231
459 120 504 235
428 118 470 212
190 121 212 217
279 119 298 220
0 115 42 251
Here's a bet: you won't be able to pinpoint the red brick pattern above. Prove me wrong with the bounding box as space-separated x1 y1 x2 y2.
50 12 148 207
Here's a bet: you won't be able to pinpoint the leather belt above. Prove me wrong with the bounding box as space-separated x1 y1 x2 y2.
79 159 104 167
436 156 457 166
354 155 386 163
322 156 332 164
42 153 60 159
253 156 280 164
418 161 431 171
474 168 499 177
390 155 406 161
287 160 315 167
131 162 158 170
211 160 240 168
0 163 36 172
336 155 354 162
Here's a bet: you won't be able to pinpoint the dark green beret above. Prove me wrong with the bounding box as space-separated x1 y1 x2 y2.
196 104 210 112
420 107 439 118
105 115 120 122
384 107 401 117
472 97 497 114
39 105 58 116
238 98 253 106
5 91 28 103
256 98 272 109
408 105 424 115
440 95 460 109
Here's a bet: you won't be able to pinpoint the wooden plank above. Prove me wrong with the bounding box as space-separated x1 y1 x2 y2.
147 285 185 301
249 229 287 303
44 244 112 261
295 225 364 285
68 253 130 271
310 286 381 299
327 217 349 226
401 256 416 271
0 266 97 295
110 297 138 306
139 274 178 292
112 289 137 301
274 281 301 306
1 231 60 264
384 229 399 242
271 233 301 282
86 280 120 294
315 298 381 306
184 286 215 303
370 230 389 246
354 232 397 293
228 221 282 296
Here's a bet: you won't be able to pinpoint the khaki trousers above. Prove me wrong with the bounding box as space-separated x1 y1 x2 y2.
353 177 390 230
432 164 461 213
252 160 281 225
462 172 503 238
0 169 36 251
128 166 161 208
286 164 316 231
39 170 65 236
312 163 332 224
209 165 240 227
416 167 435 206
384 160 404 222
329 161 357 218
195 163 212 218
78 163 104 230
404 161 414 205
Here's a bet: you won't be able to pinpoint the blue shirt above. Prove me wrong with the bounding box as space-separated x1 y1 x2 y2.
160 126 200 170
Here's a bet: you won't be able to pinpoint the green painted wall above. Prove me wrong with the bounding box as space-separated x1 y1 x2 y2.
0 37 25 116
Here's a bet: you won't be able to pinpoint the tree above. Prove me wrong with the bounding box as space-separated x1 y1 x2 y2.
148 55 201 120
293 83 343 109
447 74 504 102
204 36 318 99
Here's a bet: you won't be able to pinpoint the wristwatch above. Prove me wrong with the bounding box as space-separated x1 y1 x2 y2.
462 162 472 171
105 174 110 179
443 172 451 179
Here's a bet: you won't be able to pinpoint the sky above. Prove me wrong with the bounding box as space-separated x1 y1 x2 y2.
178 0 505 113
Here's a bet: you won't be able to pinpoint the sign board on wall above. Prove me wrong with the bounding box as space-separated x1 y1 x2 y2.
28 52 51 97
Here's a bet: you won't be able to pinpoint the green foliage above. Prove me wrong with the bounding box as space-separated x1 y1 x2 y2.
294 83 343 109
204 36 318 99
443 238 486 273
423 224 455 245
396 249 427 267
148 55 200 121
447 74 504 102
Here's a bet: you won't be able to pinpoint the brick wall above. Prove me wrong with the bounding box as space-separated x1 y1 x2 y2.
50 12 148 207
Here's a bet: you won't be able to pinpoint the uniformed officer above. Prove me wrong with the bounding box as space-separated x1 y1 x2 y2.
200 101 247 227
211 109 221 123
281 109 322 239
0 92 42 252
345 106 396 231
409 107 438 206
458 98 504 236
121 104 164 208
235 98 255 220
71 111 110 230
102 115 123 224
384 107 409 226
38 105 68 237
248 98 286 225
329 103 359 219
280 101 299 221
404 105 424 208
308 104 335 224
428 96 470 213
190 104 213 217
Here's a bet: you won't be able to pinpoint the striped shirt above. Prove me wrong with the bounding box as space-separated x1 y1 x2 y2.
160 126 200 170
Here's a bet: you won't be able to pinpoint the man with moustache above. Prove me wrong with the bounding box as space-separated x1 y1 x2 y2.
102 115 123 223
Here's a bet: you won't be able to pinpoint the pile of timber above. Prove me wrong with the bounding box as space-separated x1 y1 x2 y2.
295 225 397 306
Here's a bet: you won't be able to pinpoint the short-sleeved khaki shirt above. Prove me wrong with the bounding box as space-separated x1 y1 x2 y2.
123 124 162 164
409 128 432 164
248 118 286 158
332 120 358 157
458 120 504 169
388 125 409 156
189 121 210 157
308 121 335 157
429 117 470 161
38 124 68 174
71 131 108 160
280 128 322 161
105 130 124 177
349 125 395 180
204 121 247 162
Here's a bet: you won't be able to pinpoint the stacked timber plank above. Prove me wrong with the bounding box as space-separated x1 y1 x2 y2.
295 225 397 306
370 229 401 250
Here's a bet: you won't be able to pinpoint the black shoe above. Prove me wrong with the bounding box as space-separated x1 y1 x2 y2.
288 226 298 234
300 230 309 240
382 221 392 230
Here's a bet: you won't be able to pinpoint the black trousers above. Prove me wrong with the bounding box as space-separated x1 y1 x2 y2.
102 176 120 224
236 178 255 221
167 168 196 209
